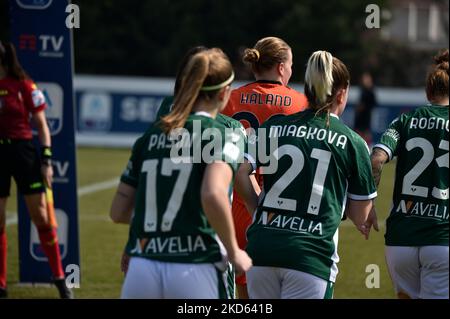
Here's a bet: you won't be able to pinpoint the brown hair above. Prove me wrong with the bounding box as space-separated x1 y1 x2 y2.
242 37 291 74
0 41 29 80
160 48 233 134
174 46 208 95
304 51 350 116
426 49 449 101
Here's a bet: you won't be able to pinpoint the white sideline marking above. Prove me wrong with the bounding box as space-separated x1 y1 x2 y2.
6 178 119 226
77 178 119 197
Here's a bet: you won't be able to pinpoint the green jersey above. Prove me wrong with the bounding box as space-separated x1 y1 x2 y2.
246 109 377 282
121 112 245 264
155 96 174 119
374 104 449 246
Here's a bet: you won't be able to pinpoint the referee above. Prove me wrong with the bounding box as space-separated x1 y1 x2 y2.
0 41 72 298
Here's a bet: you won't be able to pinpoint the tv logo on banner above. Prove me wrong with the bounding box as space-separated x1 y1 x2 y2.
19 34 64 58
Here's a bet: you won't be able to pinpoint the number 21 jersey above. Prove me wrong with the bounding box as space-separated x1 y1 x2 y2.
246 109 377 282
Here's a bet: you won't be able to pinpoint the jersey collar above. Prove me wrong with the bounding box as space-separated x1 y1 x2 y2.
254 80 283 85
428 103 449 108
330 113 339 119
194 111 213 118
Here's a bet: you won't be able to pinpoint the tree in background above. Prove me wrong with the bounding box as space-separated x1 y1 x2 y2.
71 0 386 83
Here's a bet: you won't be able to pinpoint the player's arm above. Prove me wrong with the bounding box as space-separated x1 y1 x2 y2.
31 110 53 187
371 147 389 188
110 182 135 224
201 161 252 275
235 161 259 215
345 199 374 240
366 144 391 238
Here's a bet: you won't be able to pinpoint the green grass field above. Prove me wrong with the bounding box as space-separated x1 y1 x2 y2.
5 147 397 299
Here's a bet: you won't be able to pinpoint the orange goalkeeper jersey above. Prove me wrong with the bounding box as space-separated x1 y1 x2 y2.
222 80 308 284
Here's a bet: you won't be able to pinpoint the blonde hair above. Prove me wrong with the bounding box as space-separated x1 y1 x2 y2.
242 37 291 74
159 48 233 134
304 50 350 118
426 49 449 101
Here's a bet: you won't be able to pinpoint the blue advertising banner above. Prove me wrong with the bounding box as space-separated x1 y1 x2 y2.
74 76 425 147
9 0 80 283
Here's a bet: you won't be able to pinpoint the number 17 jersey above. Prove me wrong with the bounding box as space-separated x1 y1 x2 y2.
121 114 244 264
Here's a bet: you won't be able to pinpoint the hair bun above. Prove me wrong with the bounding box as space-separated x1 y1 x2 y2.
243 48 260 63
433 49 449 65
437 61 449 72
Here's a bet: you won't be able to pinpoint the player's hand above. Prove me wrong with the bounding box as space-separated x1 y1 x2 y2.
357 206 379 240
229 249 252 276
121 251 130 274
41 164 53 188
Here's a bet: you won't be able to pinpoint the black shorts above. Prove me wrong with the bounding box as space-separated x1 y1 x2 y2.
0 139 45 197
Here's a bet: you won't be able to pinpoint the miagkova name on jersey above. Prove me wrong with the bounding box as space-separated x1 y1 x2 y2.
269 124 348 149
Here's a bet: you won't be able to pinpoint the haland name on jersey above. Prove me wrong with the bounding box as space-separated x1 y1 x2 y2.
129 235 207 256
257 211 323 236
240 92 292 107
395 200 449 221
269 125 348 150
409 117 449 131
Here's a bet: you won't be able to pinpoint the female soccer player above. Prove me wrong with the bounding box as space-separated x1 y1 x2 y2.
110 48 252 299
118 45 247 298
236 51 376 299
0 41 71 298
221 36 308 298
371 50 449 299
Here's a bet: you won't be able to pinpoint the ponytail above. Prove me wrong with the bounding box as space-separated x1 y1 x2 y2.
304 50 350 122
160 48 233 134
0 41 29 80
305 51 334 105
160 53 210 134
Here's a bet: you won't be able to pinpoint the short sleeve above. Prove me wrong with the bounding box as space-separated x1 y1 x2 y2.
120 135 145 188
22 80 46 113
244 125 259 171
221 126 245 173
347 137 378 201
374 115 404 161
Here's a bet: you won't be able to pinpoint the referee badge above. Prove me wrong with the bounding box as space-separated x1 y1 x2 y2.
32 89 46 107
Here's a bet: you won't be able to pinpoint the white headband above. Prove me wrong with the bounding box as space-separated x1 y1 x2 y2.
200 72 235 91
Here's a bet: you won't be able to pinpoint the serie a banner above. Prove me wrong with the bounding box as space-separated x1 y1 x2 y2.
9 0 80 283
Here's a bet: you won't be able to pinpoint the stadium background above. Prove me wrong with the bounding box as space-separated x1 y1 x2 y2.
1 0 449 298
